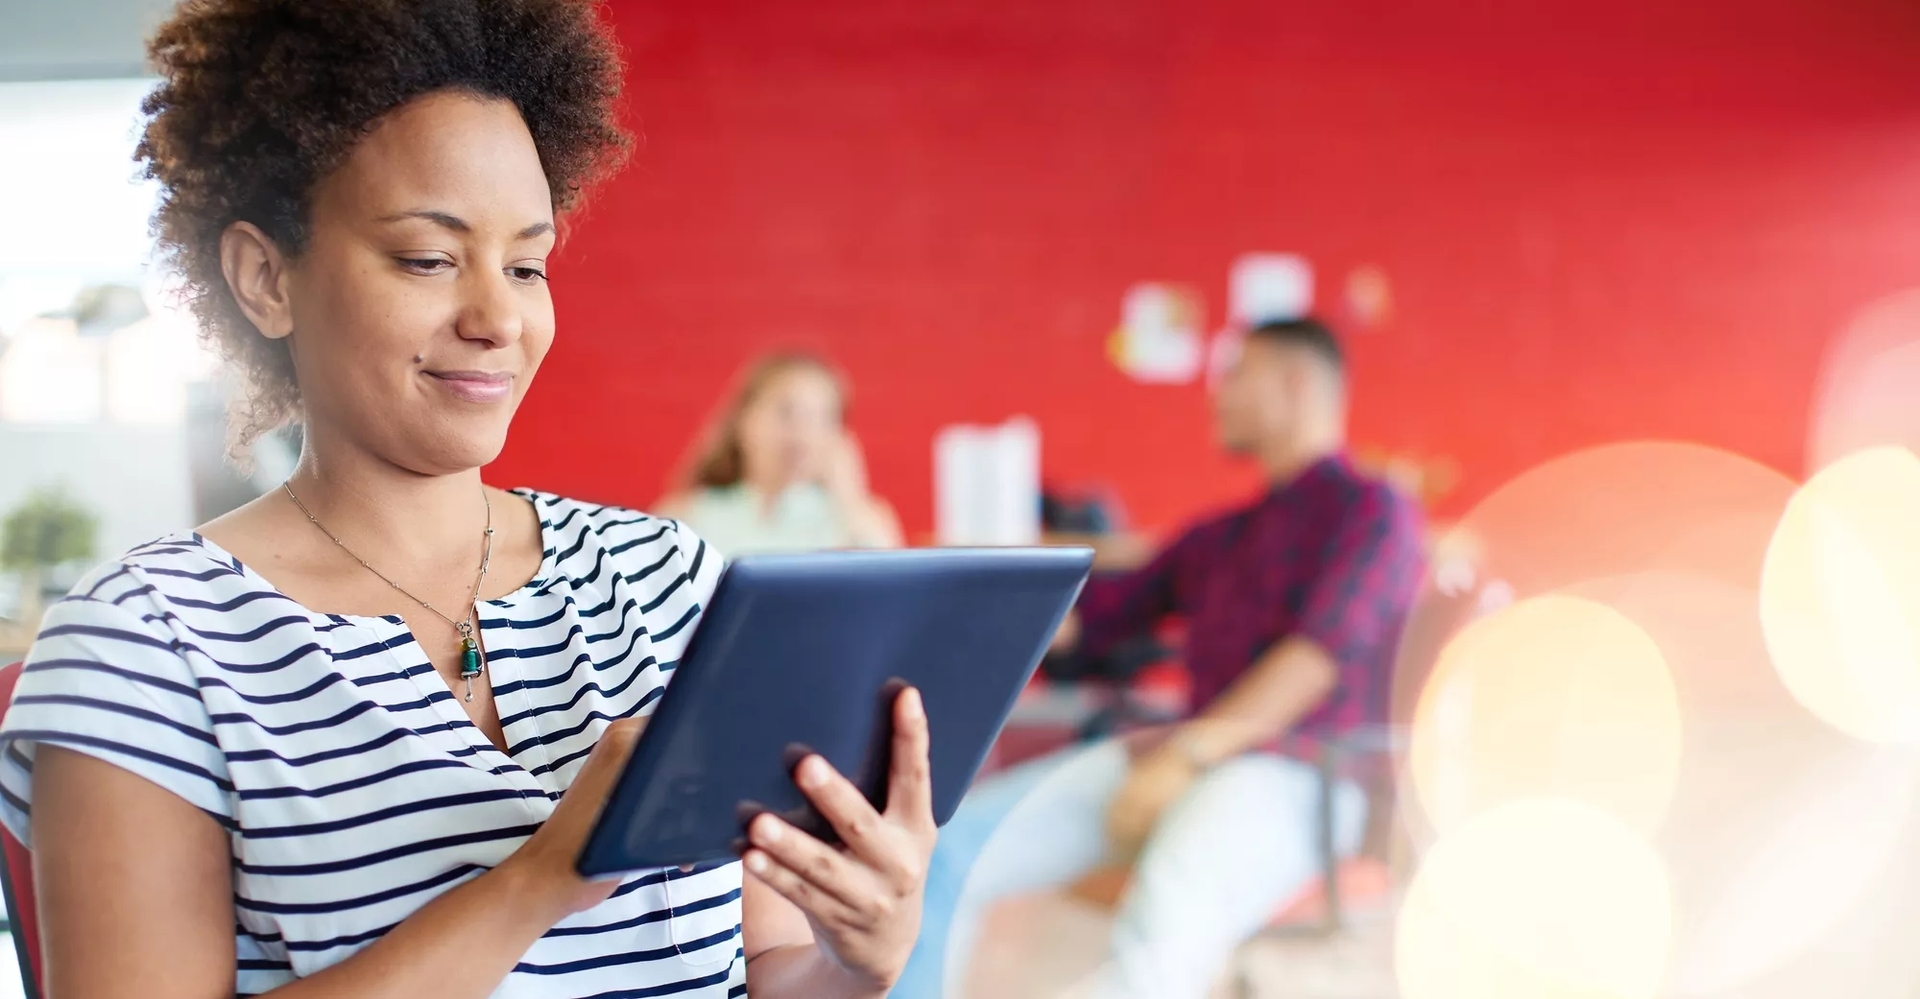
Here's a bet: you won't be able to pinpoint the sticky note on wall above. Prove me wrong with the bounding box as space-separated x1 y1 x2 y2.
1229 253 1314 326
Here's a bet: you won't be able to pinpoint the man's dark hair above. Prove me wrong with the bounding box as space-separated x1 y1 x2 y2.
1247 316 1345 376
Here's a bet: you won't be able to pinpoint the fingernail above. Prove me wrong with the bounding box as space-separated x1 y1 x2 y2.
799 756 828 788
754 815 784 844
745 851 768 874
903 687 924 720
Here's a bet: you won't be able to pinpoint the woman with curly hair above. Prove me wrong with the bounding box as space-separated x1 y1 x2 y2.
0 3 933 998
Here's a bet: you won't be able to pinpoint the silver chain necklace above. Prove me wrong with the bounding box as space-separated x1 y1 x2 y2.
284 482 495 702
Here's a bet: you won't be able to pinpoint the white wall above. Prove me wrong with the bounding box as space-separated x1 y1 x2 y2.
0 76 199 574
0 78 159 286
0 0 174 81
0 424 194 564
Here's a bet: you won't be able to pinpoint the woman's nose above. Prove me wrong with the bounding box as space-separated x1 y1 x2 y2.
454 270 525 347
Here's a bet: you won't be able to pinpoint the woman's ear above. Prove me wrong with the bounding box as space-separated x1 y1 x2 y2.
219 221 295 340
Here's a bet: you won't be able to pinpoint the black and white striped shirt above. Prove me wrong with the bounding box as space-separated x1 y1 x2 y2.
0 491 745 998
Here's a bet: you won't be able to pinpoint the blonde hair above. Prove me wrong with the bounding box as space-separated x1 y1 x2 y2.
684 351 849 490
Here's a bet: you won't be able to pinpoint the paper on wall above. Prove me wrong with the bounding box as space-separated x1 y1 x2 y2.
1107 283 1205 384
1209 251 1316 388
934 417 1040 547
1228 252 1314 326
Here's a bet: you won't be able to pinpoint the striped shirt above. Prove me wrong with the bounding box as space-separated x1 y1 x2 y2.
0 490 746 998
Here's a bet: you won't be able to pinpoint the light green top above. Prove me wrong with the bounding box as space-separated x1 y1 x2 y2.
676 483 854 558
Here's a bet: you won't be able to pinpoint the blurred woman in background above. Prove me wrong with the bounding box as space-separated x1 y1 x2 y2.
660 352 903 555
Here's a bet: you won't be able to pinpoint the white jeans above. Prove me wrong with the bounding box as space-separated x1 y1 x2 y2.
895 739 1367 999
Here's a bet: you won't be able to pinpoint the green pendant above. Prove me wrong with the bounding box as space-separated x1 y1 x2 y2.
459 636 482 678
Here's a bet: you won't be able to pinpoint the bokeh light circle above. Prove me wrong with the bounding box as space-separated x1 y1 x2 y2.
1808 288 1920 471
1392 443 1795 747
1395 797 1673 999
1386 440 1920 999
1409 593 1682 836
1760 445 1920 743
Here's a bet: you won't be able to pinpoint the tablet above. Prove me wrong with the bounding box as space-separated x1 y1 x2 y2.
576 546 1093 875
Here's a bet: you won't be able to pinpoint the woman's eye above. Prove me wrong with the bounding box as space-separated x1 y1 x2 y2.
398 257 452 274
509 266 549 283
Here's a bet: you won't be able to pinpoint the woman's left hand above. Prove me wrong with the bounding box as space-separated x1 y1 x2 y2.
742 686 937 992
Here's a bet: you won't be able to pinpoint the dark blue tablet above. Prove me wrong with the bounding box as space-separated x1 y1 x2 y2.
576 546 1094 876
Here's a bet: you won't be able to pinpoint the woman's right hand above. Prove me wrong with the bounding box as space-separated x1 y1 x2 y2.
498 717 646 919
816 430 872 502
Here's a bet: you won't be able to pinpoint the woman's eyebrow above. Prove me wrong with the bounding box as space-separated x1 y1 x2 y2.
378 208 470 232
374 210 553 241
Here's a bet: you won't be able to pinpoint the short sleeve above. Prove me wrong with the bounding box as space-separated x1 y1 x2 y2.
1294 486 1426 670
0 594 234 845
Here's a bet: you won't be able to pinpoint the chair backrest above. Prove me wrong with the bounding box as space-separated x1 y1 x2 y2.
0 661 42 999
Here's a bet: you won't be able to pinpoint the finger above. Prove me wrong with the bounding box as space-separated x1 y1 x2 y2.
743 849 864 927
793 754 890 861
744 813 868 911
885 686 934 831
794 755 922 891
567 717 646 803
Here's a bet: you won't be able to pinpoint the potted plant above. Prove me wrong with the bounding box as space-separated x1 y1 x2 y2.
1 486 99 633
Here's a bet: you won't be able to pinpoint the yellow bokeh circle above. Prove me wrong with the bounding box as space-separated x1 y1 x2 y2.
1396 798 1673 999
1760 446 1920 743
1409 593 1682 835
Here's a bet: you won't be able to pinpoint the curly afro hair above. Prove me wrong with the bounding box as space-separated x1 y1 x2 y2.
138 0 630 451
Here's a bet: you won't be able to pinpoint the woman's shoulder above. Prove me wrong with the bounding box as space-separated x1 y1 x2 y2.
55 532 262 619
648 488 715 524
14 534 259 710
4 536 244 844
513 489 720 592
656 484 749 519
23 533 295 674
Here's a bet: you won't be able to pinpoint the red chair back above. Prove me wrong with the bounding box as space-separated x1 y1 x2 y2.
0 661 43 999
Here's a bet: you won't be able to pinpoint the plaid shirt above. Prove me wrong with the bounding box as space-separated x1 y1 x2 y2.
1077 454 1425 756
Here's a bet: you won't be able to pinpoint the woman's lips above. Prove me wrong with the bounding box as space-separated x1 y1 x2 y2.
424 369 514 403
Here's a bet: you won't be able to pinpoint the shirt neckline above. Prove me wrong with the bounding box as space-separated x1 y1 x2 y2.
177 486 559 624
1266 452 1351 502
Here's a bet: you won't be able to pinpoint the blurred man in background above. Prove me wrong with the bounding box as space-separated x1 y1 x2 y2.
896 317 1427 999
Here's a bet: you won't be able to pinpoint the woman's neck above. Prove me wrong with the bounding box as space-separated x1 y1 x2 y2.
738 470 799 498
285 439 492 567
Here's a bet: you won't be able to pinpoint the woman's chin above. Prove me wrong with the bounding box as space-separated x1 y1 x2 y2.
390 430 511 478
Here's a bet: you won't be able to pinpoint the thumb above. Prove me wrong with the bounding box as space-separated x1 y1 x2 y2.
567 716 647 803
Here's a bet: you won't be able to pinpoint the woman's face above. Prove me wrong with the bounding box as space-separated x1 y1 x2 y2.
736 366 844 487
280 90 557 475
